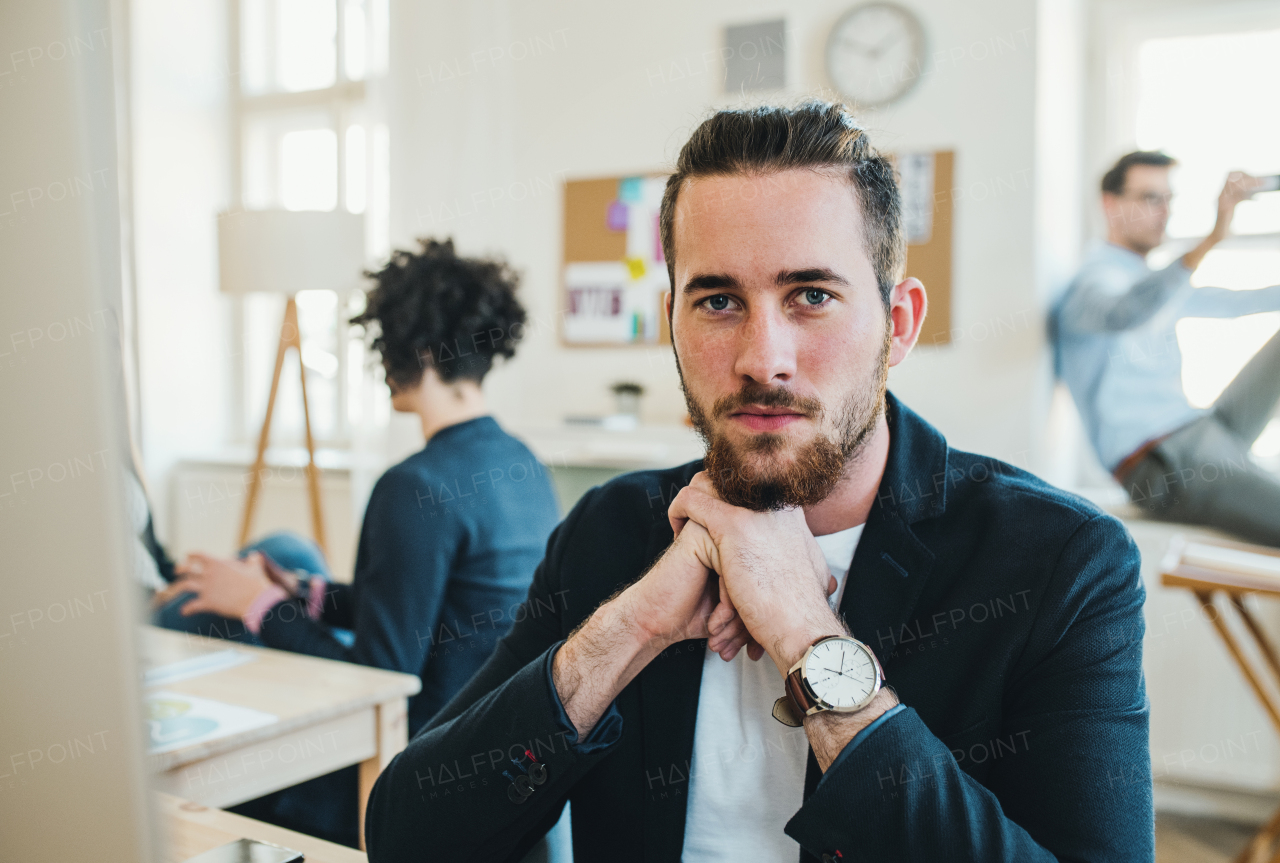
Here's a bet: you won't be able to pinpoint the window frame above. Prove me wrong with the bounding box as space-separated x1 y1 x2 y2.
226 0 377 448
1092 0 1280 250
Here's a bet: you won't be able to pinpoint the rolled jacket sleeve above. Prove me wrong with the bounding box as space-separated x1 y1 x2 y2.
365 486 629 862
816 703 905 789
543 642 624 754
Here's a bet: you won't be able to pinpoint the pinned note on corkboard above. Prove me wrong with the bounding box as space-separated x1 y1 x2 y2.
561 174 671 346
559 154 953 347
897 150 954 346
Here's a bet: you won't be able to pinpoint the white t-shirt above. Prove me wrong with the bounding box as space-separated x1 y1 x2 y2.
681 524 865 862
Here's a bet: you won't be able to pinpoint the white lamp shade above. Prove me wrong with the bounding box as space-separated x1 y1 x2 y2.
217 209 366 295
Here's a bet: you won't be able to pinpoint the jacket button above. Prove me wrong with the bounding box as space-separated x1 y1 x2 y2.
506 773 535 804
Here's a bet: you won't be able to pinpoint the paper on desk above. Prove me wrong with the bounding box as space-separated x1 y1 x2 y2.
144 648 256 687
146 690 277 754
1184 542 1280 583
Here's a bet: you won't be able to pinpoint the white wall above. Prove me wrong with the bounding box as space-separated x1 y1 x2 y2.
131 0 1062 538
387 0 1047 469
131 0 231 534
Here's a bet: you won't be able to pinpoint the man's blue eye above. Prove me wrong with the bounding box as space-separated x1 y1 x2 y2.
804 289 828 305
707 295 730 311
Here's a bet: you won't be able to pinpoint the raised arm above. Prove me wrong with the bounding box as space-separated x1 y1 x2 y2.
1183 283 1280 319
1179 171 1265 273
786 514 1151 862
1059 172 1266 334
1056 260 1190 333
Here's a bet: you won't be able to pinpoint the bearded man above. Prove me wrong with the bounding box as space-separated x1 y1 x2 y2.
366 102 1153 862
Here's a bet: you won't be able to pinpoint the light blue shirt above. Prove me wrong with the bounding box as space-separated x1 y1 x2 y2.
1054 241 1280 470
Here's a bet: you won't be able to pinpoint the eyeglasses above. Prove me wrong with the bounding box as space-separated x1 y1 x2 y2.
1122 191 1174 208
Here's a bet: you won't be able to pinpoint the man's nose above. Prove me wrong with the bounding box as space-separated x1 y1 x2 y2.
733 307 796 384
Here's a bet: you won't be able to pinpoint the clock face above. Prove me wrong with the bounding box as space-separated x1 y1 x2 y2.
805 638 879 709
826 3 926 107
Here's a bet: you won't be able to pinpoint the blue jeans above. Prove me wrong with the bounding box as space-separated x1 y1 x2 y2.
151 531 331 643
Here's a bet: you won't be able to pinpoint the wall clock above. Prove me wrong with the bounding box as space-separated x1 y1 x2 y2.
826 3 927 107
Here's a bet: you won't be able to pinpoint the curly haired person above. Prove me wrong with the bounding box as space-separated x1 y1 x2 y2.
153 238 560 847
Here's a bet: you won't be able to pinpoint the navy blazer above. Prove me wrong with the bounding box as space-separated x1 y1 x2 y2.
257 416 561 735
366 393 1153 862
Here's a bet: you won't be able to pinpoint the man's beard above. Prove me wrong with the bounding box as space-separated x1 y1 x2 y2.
677 326 891 512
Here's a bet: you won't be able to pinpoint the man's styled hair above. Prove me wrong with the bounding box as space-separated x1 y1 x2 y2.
1100 151 1176 196
658 100 905 305
351 238 527 388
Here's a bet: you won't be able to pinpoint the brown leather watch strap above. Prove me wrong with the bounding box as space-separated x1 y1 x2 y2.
772 667 814 727
786 667 815 713
772 694 804 727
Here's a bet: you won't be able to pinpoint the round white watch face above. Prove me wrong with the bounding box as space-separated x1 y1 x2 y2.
826 3 926 107
804 637 878 709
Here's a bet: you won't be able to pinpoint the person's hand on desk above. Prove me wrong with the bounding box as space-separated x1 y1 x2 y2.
154 551 280 620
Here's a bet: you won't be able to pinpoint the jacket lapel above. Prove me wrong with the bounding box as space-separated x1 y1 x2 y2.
803 394 946 818
838 504 935 668
837 392 946 668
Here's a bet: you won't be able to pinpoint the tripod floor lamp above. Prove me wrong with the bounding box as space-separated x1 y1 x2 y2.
217 209 366 558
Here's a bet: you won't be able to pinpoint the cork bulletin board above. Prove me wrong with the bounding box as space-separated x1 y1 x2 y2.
898 150 955 346
561 175 671 347
560 153 953 347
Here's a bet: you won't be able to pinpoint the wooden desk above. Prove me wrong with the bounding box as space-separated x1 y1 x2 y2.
159 792 365 862
143 627 420 847
1160 535 1280 863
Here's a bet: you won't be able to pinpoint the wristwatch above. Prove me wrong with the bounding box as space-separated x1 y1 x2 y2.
772 635 884 727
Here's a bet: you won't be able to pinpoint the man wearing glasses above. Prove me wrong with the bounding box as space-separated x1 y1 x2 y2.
1055 151 1280 544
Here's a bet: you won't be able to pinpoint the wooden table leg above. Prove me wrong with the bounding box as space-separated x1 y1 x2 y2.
357 698 408 851
1241 801 1280 863
1233 595 1280 686
1189 591 1280 863
1195 591 1280 732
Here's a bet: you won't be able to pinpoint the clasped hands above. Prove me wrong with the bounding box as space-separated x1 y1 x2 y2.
624 471 844 677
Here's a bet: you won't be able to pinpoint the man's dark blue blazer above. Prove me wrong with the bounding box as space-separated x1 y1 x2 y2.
366 392 1154 862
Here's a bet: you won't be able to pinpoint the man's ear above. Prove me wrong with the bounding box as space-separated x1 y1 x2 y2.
1101 192 1123 225
663 290 675 344
888 277 927 366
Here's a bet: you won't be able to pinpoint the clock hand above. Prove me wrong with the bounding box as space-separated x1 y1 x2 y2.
840 36 879 56
869 33 903 59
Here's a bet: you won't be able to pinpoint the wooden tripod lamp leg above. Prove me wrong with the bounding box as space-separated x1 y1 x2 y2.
296 320 328 559
238 296 328 560
239 298 297 549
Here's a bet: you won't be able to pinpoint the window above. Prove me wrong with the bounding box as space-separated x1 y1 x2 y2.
231 0 390 447
1132 25 1280 455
